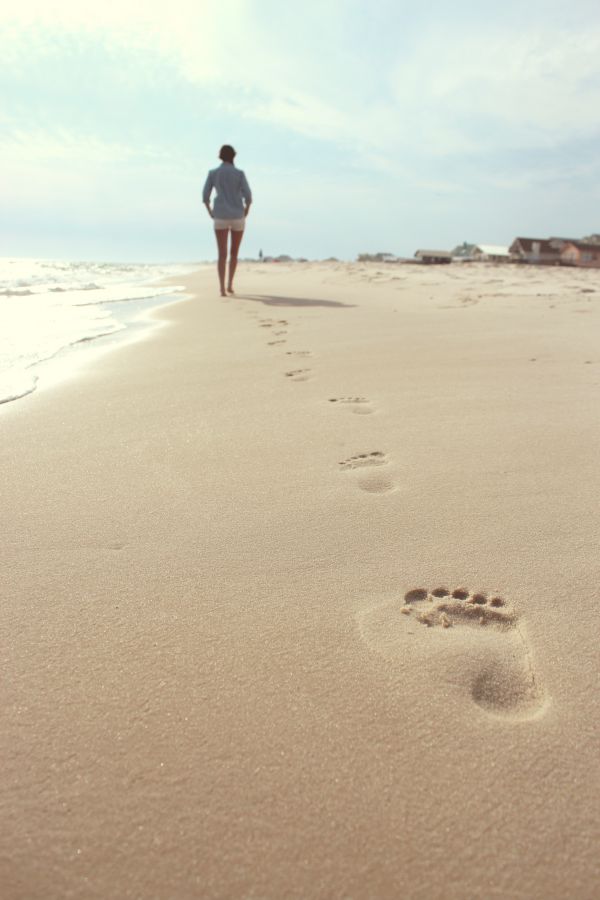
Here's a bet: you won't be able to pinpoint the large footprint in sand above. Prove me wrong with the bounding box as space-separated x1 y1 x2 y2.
358 587 547 719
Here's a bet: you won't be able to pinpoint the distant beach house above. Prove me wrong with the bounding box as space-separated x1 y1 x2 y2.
558 240 600 268
509 237 562 265
510 236 600 268
471 244 510 262
414 249 452 265
451 242 476 260
357 252 399 262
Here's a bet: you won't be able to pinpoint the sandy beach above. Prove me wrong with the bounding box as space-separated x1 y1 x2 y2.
2 260 599 899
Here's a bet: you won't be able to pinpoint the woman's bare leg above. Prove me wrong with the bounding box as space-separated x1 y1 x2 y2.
215 229 229 296
227 228 245 293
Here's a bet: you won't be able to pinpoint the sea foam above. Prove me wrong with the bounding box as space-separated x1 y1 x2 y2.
0 257 194 406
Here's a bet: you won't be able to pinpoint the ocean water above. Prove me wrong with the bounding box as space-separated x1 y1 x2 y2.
0 257 196 406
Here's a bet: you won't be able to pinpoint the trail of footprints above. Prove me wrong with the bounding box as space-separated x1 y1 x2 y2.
254 311 393 493
258 317 315 380
245 299 548 723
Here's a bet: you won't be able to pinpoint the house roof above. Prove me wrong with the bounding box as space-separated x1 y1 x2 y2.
474 244 510 256
510 237 561 254
561 240 600 253
415 249 452 257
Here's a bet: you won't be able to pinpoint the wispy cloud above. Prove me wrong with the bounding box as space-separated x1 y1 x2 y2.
3 1 600 159
391 25 600 146
0 126 171 164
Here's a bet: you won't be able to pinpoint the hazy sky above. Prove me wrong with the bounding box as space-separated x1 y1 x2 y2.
2 0 600 262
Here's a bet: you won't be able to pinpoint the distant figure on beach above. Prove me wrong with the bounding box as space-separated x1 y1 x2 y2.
203 145 252 297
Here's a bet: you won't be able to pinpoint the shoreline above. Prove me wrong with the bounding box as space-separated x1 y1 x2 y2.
2 260 599 899
0 283 196 415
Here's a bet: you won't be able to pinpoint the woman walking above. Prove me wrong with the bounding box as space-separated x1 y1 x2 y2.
203 145 252 296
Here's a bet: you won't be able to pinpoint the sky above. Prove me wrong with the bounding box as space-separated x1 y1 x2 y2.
1 0 600 262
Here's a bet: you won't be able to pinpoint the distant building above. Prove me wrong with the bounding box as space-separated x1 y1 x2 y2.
357 252 398 262
414 249 452 264
559 240 600 268
472 244 511 262
510 236 600 267
509 237 562 265
451 242 477 259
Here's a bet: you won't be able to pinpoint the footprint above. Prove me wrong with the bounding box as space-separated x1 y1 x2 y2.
268 339 286 346
358 587 546 719
259 318 288 329
339 451 386 471
286 350 313 358
285 369 311 382
329 397 374 415
338 452 396 493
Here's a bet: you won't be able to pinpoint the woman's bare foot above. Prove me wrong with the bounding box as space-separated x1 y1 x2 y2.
227 286 235 294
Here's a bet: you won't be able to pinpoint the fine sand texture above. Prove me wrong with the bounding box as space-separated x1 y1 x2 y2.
2 260 599 899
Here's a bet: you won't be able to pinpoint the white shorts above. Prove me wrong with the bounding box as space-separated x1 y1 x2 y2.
214 217 245 231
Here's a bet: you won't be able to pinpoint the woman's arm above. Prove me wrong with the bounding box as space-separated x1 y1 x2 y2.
202 172 214 218
241 171 252 216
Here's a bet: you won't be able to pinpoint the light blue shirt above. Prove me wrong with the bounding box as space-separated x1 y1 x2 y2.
203 162 252 219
